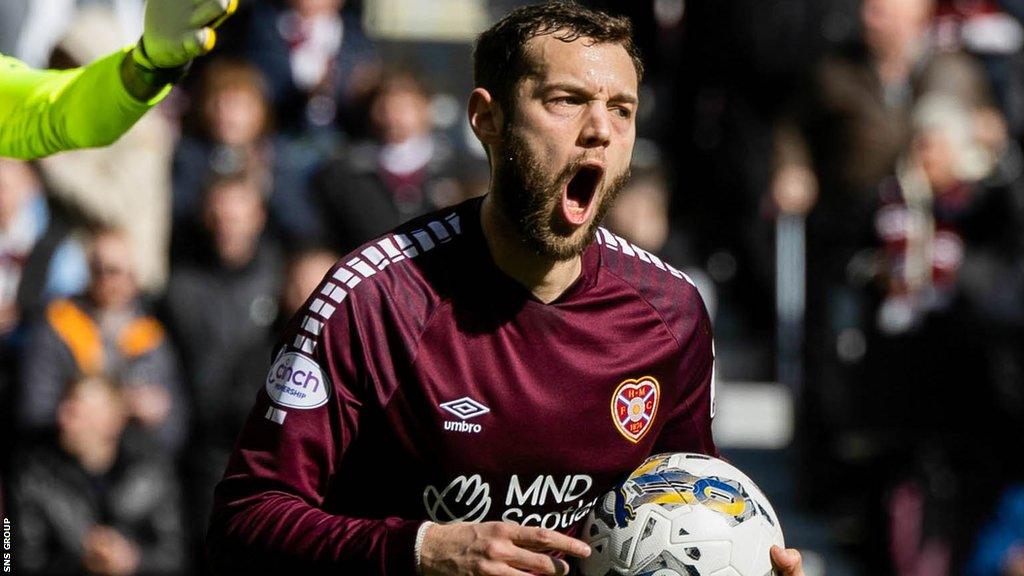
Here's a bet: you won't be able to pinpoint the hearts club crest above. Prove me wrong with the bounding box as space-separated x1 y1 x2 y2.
611 377 660 443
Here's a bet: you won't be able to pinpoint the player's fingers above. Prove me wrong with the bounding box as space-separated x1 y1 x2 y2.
190 0 236 28
770 546 803 576
483 562 535 576
510 526 591 558
182 27 217 58
210 0 238 28
506 547 570 576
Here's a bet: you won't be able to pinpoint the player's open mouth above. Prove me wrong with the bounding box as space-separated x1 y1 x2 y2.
561 163 604 227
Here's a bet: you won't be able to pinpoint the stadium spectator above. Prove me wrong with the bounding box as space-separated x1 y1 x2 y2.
176 244 337 564
864 96 1002 337
37 5 175 294
0 158 88 340
769 0 998 522
0 157 88 476
316 69 464 254
163 168 282 548
17 227 186 452
241 0 381 248
165 170 282 418
172 58 276 260
932 0 1024 138
851 96 1024 573
9 374 185 575
244 0 378 136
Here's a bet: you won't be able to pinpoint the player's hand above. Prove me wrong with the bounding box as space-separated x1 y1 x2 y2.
770 545 804 576
134 0 238 70
419 521 591 576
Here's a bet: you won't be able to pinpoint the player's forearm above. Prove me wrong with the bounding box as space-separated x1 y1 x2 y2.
207 492 422 575
58 48 171 149
0 49 168 160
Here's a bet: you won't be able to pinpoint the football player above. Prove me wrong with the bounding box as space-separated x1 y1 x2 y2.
207 3 806 575
0 0 235 160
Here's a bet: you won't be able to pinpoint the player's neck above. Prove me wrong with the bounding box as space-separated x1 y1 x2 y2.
480 195 582 304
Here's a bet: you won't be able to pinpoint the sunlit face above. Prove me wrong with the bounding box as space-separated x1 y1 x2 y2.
206 87 266 146
203 180 266 264
606 179 669 252
492 33 638 259
862 0 933 59
371 88 432 145
59 380 127 445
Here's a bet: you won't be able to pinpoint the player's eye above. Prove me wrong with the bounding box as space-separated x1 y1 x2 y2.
551 96 584 107
611 106 633 119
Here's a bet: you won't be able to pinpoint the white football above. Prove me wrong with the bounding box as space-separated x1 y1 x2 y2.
580 453 785 576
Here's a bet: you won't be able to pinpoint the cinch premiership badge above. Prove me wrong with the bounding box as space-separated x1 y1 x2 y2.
265 351 329 409
611 377 660 443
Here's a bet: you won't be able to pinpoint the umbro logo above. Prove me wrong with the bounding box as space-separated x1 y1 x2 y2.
441 397 490 420
440 396 490 433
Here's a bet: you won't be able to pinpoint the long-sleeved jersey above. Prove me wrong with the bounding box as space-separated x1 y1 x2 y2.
0 48 168 160
207 197 717 575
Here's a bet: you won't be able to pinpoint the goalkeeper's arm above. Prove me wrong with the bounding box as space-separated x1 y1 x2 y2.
0 0 236 160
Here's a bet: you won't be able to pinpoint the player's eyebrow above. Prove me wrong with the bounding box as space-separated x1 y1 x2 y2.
610 93 639 105
540 82 638 105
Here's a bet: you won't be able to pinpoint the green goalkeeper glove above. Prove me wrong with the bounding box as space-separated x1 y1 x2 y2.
132 0 238 73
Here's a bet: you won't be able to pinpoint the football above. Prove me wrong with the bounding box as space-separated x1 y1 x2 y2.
580 453 785 576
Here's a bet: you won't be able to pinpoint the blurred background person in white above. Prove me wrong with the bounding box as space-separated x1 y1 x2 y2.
315 68 465 254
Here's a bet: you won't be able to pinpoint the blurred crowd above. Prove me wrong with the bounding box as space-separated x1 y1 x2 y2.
1 0 1023 575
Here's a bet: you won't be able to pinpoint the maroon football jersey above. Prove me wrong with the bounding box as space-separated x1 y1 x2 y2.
208 197 716 575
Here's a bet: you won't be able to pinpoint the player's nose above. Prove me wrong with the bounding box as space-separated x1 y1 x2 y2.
577 103 611 149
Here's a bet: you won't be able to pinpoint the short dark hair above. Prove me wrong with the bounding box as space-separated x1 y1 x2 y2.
474 1 643 115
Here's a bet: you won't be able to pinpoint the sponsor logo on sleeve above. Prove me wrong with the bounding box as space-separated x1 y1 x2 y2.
265 351 329 409
611 376 660 443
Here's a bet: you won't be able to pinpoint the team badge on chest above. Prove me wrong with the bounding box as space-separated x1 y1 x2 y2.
611 377 660 443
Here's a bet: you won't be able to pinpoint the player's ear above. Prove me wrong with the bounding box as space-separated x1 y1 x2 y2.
468 88 503 147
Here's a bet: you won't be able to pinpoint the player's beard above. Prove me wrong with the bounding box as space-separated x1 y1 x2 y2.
492 128 630 260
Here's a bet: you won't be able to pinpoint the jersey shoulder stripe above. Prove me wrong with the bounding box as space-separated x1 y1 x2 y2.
291 210 463 355
595 227 696 287
595 227 709 350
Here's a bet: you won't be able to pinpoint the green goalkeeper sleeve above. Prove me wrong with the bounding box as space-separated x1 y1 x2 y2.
0 48 171 160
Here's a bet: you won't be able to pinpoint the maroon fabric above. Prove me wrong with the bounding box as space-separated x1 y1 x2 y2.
207 197 716 575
